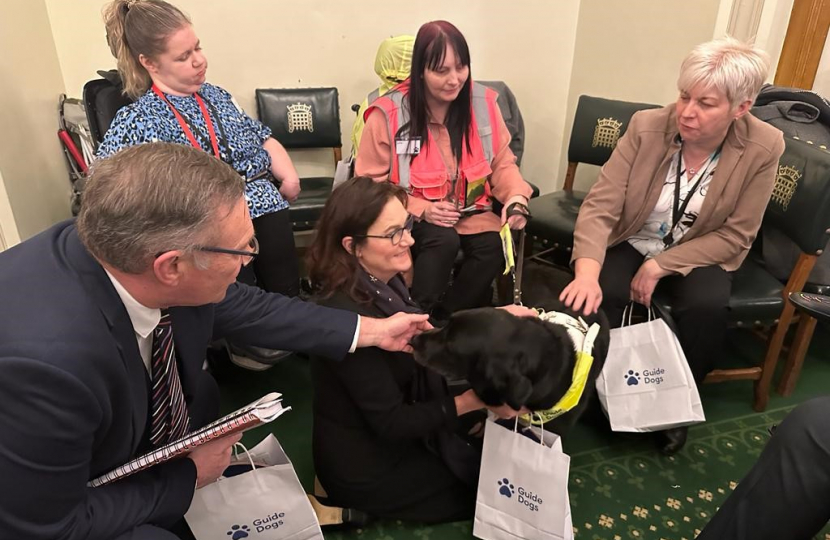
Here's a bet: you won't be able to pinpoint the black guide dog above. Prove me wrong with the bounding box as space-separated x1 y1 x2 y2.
411 262 610 434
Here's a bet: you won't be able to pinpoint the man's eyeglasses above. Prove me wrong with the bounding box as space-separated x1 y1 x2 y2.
354 215 414 245
195 236 260 266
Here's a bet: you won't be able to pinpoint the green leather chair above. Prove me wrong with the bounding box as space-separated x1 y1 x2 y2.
654 137 830 411
525 95 660 264
256 87 342 232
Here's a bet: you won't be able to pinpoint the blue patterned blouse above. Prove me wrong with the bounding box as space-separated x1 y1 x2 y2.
96 82 288 219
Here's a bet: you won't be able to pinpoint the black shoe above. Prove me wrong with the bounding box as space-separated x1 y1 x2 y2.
659 426 688 456
229 343 292 370
341 507 372 527
307 495 372 528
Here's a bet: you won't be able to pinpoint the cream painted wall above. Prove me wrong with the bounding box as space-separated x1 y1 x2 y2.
46 0 581 194
562 0 724 192
0 0 71 240
0 170 21 251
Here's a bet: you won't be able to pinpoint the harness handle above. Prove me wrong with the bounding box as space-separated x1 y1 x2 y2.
504 201 532 306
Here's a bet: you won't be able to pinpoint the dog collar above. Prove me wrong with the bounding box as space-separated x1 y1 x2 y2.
520 311 600 426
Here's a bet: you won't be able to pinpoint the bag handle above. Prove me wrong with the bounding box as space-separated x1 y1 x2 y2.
621 302 657 327
513 416 546 446
231 442 258 476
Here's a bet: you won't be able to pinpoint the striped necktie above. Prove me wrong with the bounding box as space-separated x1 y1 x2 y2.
149 309 190 447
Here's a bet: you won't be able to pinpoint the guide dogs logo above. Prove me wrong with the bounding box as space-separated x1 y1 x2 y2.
626 368 665 385
496 478 543 512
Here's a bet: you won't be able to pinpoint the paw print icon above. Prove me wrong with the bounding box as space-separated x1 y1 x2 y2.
227 524 250 539
497 478 515 498
625 370 641 386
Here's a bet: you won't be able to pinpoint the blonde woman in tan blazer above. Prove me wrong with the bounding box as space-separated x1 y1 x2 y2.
561 38 785 455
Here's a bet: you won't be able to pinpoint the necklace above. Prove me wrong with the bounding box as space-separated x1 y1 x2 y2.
686 155 710 176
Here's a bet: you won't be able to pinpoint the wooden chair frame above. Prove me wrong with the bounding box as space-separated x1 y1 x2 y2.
705 253 818 412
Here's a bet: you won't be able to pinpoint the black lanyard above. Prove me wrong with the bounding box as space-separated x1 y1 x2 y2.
200 95 230 158
662 144 721 247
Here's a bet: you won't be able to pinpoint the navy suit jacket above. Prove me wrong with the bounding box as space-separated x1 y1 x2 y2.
0 221 357 539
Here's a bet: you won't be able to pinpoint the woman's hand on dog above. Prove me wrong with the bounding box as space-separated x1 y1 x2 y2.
497 305 538 318
486 403 529 420
455 389 487 416
455 389 528 419
560 258 603 316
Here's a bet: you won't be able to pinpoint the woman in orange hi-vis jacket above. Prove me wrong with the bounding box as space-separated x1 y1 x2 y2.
356 20 532 323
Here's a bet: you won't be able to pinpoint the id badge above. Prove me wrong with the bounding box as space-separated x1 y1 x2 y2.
395 137 421 155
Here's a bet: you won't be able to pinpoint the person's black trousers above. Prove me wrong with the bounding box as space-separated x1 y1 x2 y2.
239 208 300 297
320 444 476 524
114 525 182 539
410 221 503 315
598 242 733 384
697 396 830 540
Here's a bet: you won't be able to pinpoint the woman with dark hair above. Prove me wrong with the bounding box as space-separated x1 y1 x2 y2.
306 176 527 523
356 21 532 322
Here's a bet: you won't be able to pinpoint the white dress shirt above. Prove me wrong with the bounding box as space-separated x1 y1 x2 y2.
105 269 160 373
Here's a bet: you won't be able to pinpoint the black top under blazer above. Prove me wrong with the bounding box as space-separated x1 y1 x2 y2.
310 291 460 493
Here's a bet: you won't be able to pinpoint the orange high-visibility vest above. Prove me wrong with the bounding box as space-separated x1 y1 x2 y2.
365 79 501 209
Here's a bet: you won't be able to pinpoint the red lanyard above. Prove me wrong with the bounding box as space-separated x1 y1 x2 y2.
151 84 221 158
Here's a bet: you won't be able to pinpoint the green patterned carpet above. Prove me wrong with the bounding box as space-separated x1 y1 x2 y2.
219 325 830 540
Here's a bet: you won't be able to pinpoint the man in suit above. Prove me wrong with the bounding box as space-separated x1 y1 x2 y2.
0 143 429 540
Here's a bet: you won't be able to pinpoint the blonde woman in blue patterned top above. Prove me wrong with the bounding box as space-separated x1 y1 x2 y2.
98 0 301 297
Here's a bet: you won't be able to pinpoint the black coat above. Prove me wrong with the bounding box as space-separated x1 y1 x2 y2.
310 291 460 488
310 290 481 521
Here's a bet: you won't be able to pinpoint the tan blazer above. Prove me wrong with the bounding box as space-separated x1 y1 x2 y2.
572 105 785 276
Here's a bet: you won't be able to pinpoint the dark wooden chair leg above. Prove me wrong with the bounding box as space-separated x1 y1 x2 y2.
563 162 578 191
777 314 818 396
753 303 795 411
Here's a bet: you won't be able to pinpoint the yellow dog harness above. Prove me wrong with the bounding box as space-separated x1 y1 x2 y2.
520 311 600 426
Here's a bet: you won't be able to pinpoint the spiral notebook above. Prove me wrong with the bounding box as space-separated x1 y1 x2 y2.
88 392 290 487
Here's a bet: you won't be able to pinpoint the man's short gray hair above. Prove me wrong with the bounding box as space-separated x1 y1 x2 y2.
77 142 245 274
677 36 770 108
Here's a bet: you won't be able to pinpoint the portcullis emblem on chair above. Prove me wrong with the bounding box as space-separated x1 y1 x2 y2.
592 117 623 149
771 164 801 210
287 102 314 133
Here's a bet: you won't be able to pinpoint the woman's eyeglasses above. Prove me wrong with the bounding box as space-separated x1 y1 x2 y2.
354 215 414 245
195 236 260 266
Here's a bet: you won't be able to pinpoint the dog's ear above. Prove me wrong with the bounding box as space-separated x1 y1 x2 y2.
477 355 534 410
499 371 534 411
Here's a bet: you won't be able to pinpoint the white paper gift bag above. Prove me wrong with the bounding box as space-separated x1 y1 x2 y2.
474 418 573 540
597 305 705 432
185 435 324 540
525 426 574 540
